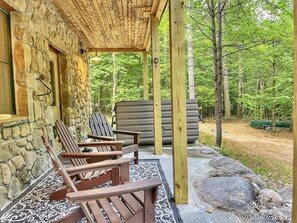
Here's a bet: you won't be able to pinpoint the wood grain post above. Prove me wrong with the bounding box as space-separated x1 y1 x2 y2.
143 52 149 100
151 15 163 155
292 1 297 222
169 0 188 203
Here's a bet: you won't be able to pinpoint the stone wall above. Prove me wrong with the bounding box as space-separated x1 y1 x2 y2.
0 0 92 209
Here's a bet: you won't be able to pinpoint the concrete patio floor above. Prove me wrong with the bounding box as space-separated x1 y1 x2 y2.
138 144 242 223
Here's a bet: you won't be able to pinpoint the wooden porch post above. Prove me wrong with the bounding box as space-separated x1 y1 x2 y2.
151 15 163 155
292 1 297 222
143 52 149 100
169 0 188 203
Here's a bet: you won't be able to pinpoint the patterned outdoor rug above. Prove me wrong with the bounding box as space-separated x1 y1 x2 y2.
0 159 183 223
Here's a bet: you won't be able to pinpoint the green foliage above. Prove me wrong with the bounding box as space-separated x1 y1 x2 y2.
90 0 293 120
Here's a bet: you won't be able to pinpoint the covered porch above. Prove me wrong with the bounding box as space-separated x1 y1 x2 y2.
0 0 296 222
0 0 188 214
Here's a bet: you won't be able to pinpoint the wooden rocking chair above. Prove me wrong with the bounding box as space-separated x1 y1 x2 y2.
51 120 132 201
89 113 140 164
42 137 162 223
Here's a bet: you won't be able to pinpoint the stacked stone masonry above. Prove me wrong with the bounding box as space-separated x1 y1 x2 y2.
0 0 92 209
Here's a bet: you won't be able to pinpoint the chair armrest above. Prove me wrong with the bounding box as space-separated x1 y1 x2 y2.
67 178 162 203
113 130 141 144
65 158 132 176
113 130 141 136
61 151 122 159
77 141 123 147
87 134 115 141
78 141 124 151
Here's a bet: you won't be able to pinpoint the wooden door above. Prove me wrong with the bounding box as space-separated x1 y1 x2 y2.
49 50 61 152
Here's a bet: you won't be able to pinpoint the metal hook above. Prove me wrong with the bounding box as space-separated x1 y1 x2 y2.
36 75 52 97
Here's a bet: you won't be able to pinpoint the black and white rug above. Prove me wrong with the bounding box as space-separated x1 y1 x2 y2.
0 159 183 223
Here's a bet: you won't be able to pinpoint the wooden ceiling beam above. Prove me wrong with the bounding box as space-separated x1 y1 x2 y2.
0 1 16 11
144 0 168 51
88 48 146 52
53 0 156 50
155 0 168 21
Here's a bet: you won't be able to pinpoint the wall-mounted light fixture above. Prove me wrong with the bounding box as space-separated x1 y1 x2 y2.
90 52 102 61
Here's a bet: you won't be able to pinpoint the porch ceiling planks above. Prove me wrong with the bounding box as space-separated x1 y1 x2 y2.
52 0 167 52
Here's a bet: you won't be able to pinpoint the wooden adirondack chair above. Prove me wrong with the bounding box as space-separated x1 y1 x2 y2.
89 113 140 164
51 120 132 201
42 136 162 223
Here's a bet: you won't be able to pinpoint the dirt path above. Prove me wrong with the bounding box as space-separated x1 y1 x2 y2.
199 122 293 164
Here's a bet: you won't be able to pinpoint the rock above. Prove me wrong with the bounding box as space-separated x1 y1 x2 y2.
32 130 43 150
196 177 256 212
26 73 38 89
258 189 283 207
17 86 28 116
2 128 12 140
248 216 278 223
0 186 8 208
209 156 266 188
11 126 20 139
16 138 27 147
8 177 21 199
11 156 25 170
14 25 32 44
9 0 27 12
32 157 42 178
20 124 30 137
7 161 16 175
22 150 37 170
44 106 54 125
1 164 11 185
27 135 33 142
9 144 21 156
25 143 33 150
278 185 292 202
201 146 217 154
33 101 42 121
0 142 14 162
16 168 32 184
14 42 32 74
258 207 291 223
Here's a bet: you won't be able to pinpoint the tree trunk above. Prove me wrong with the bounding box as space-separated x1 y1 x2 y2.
187 0 195 99
237 54 244 117
222 7 230 119
223 61 231 119
271 60 276 132
112 52 117 115
259 79 265 119
209 0 223 147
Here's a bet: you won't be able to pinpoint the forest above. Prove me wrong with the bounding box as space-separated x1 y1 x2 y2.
89 0 293 140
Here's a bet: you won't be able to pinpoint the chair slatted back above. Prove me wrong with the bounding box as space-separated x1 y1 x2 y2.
41 136 94 223
89 113 114 152
90 113 114 137
55 120 88 179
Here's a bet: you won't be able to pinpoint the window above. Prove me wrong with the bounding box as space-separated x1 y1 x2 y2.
0 7 14 114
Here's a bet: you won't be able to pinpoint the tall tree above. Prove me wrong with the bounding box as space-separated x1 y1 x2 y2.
207 0 225 146
112 52 117 115
187 0 196 99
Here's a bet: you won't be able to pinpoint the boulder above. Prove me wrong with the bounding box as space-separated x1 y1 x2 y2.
209 156 266 188
196 177 256 212
258 189 283 207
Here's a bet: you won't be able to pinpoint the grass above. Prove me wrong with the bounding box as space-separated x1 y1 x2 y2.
199 131 293 189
